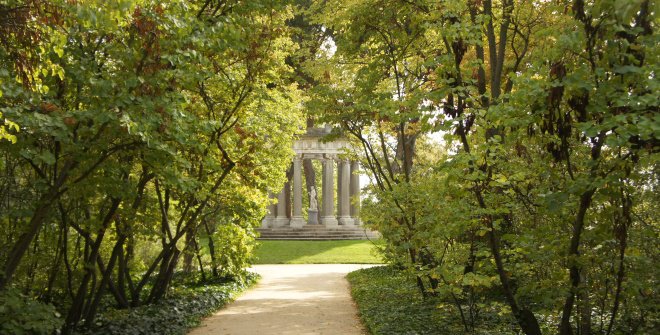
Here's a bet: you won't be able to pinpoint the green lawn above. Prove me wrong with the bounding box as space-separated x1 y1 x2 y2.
253 240 384 264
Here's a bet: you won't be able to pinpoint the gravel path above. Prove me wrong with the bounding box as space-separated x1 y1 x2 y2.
188 264 374 335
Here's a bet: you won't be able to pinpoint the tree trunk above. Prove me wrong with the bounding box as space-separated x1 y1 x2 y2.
579 272 592 335
0 160 74 290
182 229 195 273
606 189 631 335
116 243 129 308
193 238 206 282
560 133 604 335
62 198 120 334
1 191 60 290
84 236 125 327
204 221 219 277
147 247 181 303
43 224 65 303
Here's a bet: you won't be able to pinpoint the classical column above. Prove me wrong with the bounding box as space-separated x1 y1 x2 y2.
273 188 289 227
321 157 338 227
261 193 276 228
320 160 327 218
290 156 305 228
350 161 361 225
338 159 354 226
337 160 343 217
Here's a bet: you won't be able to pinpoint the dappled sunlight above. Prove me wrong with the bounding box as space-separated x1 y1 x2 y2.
189 264 374 335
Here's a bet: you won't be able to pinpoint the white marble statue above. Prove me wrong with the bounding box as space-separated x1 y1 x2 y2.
309 187 318 210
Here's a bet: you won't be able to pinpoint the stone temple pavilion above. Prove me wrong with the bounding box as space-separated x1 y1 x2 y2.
258 127 379 240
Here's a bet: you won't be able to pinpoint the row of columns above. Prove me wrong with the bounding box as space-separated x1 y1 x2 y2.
263 156 361 229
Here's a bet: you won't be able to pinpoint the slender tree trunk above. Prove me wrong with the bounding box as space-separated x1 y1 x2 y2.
182 229 195 273
84 235 125 327
606 189 631 335
193 238 206 282
454 119 541 335
62 198 120 334
93 255 127 308
559 190 595 335
61 207 75 300
43 225 65 302
579 272 592 335
147 247 181 303
560 133 604 335
1 191 60 289
116 243 129 307
0 161 74 290
110 168 151 307
204 221 219 277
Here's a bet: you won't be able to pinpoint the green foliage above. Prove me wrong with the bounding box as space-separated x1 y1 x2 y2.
0 288 63 335
0 0 303 333
213 224 257 277
0 111 19 144
348 266 518 335
72 273 258 335
0 0 657 334
307 0 659 333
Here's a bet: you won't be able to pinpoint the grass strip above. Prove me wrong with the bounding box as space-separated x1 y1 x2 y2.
253 240 383 264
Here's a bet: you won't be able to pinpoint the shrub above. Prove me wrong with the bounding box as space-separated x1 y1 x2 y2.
348 266 518 335
213 224 257 277
72 273 258 335
0 288 63 335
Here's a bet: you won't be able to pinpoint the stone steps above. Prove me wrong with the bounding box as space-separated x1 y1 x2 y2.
257 226 380 240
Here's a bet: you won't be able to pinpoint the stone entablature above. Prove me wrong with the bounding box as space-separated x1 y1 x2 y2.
262 127 361 230
293 137 350 156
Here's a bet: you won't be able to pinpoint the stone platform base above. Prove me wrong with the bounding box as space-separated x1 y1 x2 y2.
257 225 380 240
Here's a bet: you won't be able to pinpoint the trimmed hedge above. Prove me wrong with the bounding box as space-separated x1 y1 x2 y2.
73 273 258 335
348 266 518 335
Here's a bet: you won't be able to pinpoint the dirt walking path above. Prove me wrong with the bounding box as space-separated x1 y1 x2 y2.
188 264 373 335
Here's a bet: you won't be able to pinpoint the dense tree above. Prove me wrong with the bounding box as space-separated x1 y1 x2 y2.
1 0 302 333
0 0 657 334
308 0 657 334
